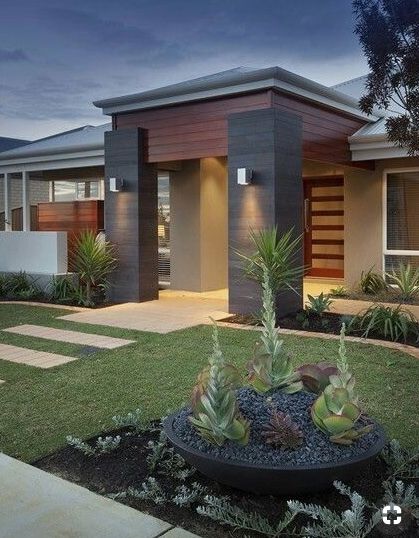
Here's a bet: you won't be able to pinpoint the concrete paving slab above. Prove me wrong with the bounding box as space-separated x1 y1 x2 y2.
59 291 231 333
0 380 4 385
0 343 78 369
0 453 172 538
3 324 135 349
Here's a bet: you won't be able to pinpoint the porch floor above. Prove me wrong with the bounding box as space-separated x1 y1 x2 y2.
59 290 231 334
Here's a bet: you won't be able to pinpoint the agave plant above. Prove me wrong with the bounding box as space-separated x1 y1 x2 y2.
262 407 303 449
297 362 338 394
311 324 373 445
386 263 419 302
69 231 117 305
359 267 388 295
305 292 333 316
247 267 302 394
235 227 304 294
189 322 249 446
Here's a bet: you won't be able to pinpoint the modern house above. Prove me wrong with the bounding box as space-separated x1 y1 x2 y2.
0 67 418 315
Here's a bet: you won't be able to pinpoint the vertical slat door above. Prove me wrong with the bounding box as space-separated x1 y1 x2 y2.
303 177 344 278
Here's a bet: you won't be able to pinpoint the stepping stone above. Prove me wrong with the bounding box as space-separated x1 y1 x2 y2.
4 325 135 349
0 343 77 369
0 379 5 385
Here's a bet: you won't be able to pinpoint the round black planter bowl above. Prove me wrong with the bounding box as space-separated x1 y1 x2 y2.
164 414 386 496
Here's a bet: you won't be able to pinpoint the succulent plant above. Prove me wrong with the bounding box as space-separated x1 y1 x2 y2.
297 362 339 394
311 324 374 445
189 321 250 446
262 408 303 449
247 268 302 394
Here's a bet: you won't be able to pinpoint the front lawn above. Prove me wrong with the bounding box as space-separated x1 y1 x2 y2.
0 304 417 462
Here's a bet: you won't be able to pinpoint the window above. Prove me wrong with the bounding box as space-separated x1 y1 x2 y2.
384 170 419 272
51 180 104 201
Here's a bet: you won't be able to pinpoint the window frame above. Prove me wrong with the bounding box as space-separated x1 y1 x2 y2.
382 167 419 271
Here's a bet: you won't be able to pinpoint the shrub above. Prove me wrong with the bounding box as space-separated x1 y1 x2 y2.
305 292 333 316
49 275 76 303
359 267 388 295
329 285 348 297
349 304 419 343
69 231 117 306
386 263 419 302
235 227 304 294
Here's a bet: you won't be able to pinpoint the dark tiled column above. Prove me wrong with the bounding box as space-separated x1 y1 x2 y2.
228 108 303 317
104 127 158 302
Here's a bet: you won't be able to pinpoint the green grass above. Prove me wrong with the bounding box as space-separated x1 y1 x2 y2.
0 304 417 462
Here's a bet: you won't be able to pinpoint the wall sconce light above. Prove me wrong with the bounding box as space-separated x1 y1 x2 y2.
109 177 124 192
237 167 253 185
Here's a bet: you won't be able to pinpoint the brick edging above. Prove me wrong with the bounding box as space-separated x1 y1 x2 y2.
213 321 419 359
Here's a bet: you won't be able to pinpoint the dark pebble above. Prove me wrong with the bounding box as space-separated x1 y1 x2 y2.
172 388 381 466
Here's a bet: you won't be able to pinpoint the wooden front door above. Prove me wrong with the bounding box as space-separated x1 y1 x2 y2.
303 177 344 278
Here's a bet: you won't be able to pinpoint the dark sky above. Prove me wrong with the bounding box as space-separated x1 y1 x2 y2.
0 0 367 139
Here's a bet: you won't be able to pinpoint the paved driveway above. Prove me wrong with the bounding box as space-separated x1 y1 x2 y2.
59 290 230 333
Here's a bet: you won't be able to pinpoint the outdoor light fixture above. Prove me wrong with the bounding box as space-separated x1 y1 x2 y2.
109 177 124 192
237 167 253 185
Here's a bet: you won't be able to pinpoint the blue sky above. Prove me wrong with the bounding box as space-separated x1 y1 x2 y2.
0 0 367 140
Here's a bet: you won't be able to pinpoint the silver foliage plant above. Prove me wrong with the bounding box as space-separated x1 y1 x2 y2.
112 408 147 434
66 434 121 456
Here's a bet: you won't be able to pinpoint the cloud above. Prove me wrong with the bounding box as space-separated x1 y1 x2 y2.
0 48 28 62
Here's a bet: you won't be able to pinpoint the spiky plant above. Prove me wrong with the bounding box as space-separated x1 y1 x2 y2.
311 324 373 445
189 322 249 446
235 226 304 295
386 263 419 302
247 267 302 394
262 408 303 449
69 230 117 305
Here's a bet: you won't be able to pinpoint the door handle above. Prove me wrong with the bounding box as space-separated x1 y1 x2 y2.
304 198 310 232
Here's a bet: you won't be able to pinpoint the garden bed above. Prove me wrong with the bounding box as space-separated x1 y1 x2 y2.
34 424 416 538
223 311 419 347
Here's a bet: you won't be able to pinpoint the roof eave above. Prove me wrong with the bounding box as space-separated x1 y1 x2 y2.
94 67 381 122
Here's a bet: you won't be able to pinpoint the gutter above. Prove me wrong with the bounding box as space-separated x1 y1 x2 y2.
93 66 383 122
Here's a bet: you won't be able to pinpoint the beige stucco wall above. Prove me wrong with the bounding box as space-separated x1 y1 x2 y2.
344 156 419 288
170 157 228 291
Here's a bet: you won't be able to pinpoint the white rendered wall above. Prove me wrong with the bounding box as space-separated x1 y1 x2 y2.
0 231 67 274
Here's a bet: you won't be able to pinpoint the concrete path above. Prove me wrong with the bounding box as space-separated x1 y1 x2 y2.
0 343 78 369
0 453 199 538
331 298 419 318
4 324 135 349
60 290 230 333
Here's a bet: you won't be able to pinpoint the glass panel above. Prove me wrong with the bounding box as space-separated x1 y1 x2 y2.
311 200 344 211
312 259 344 269
387 172 419 250
312 215 343 226
312 230 343 240
312 244 344 255
158 172 170 283
53 181 76 201
76 182 86 199
311 186 343 196
385 255 419 273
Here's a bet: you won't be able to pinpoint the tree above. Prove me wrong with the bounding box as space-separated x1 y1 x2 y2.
353 0 419 155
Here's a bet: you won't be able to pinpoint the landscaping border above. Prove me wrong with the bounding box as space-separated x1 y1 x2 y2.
213 321 419 359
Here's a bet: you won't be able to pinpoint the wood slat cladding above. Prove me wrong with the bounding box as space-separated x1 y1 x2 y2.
104 128 158 303
270 91 366 164
113 89 369 165
37 200 104 265
37 200 104 233
228 108 303 317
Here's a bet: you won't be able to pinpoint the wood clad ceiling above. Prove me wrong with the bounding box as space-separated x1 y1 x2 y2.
113 89 367 166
